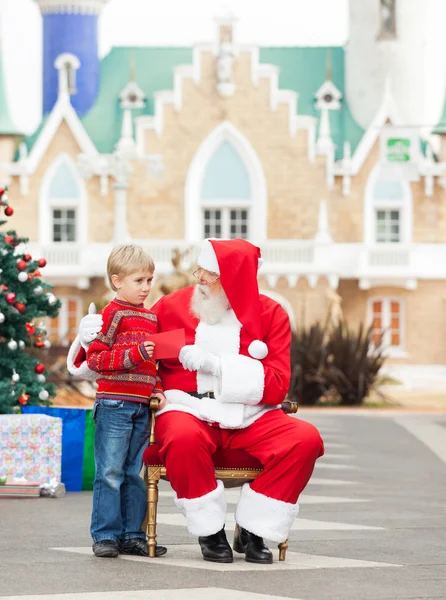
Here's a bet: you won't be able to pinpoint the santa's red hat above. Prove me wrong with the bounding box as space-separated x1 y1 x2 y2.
197 238 268 360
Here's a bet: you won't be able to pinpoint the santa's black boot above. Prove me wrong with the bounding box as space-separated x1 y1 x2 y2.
233 525 273 564
198 527 233 563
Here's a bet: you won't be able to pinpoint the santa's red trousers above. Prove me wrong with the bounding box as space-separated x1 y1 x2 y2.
155 409 324 502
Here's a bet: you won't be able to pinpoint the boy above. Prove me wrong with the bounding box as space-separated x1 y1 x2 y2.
86 245 167 558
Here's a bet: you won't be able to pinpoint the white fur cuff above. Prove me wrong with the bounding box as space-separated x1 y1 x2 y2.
174 479 227 536
66 335 98 382
235 483 299 543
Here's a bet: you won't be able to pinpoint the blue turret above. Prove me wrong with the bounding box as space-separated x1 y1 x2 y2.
35 1 109 116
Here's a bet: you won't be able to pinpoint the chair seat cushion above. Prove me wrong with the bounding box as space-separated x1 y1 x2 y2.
143 444 263 470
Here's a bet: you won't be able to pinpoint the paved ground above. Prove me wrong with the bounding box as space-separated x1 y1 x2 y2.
1 409 446 600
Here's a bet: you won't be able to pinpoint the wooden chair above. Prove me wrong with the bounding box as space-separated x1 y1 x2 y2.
142 398 298 561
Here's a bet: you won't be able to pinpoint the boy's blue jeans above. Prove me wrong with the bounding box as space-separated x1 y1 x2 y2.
91 399 150 543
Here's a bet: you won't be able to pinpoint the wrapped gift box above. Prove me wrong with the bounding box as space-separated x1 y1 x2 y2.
22 407 95 492
0 414 62 486
0 481 41 498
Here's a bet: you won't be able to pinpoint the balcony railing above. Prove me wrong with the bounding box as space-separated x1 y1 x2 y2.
25 240 446 284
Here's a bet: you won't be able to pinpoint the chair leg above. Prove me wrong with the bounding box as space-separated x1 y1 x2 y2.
278 539 288 561
146 467 160 558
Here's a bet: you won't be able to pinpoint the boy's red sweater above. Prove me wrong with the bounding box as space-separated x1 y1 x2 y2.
86 298 163 404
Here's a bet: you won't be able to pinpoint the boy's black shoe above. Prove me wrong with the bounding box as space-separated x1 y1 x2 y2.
119 538 167 557
92 539 119 558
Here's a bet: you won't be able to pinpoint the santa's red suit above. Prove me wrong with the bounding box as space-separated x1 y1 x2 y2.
68 239 324 544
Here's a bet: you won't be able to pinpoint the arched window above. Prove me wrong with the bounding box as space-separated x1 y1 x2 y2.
364 165 412 245
39 155 86 244
184 122 267 242
201 140 251 239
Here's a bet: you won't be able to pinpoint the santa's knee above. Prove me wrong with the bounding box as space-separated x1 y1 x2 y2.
288 421 324 464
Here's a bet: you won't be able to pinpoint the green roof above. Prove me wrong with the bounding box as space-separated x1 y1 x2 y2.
259 47 364 159
22 45 364 161
0 50 22 136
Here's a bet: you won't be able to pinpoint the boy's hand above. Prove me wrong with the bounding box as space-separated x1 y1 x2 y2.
151 392 167 409
143 340 155 357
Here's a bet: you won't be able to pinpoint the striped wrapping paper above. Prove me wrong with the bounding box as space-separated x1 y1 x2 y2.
0 482 41 498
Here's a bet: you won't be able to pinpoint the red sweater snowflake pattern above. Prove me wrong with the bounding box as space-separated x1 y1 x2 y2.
86 298 163 404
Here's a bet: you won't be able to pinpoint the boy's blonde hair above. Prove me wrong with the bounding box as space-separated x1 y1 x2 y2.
107 245 155 291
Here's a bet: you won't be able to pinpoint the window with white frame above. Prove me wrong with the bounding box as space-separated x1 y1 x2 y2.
370 298 403 350
367 170 410 244
379 0 396 39
376 209 400 243
48 160 81 243
200 140 251 239
48 297 82 345
53 208 76 242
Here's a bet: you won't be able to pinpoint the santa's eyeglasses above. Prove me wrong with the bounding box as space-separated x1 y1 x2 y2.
193 268 220 285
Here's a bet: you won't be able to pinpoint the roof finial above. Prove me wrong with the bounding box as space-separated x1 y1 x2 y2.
325 48 332 82
129 51 136 83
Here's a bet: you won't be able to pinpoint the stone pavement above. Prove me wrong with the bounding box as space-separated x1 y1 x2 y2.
1 409 446 600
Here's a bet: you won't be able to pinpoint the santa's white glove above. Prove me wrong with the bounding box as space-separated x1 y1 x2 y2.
79 303 103 350
179 345 220 376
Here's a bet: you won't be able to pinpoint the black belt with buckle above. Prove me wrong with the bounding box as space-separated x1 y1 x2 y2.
188 391 215 399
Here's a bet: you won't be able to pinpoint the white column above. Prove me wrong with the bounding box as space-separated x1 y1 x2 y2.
113 182 128 244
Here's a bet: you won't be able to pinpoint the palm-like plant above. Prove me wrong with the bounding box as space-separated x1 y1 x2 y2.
289 323 329 406
326 321 386 405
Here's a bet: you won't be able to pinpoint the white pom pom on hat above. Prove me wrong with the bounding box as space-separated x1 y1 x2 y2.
248 340 268 360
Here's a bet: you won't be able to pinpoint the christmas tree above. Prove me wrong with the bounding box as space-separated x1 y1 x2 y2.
0 187 61 414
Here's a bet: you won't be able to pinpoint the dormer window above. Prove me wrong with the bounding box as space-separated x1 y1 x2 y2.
54 53 80 97
119 81 146 110
315 81 342 111
379 0 396 39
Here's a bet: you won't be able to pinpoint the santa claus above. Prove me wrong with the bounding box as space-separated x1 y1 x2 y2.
68 238 324 564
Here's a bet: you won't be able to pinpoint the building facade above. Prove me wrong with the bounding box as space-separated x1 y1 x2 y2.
2 0 446 387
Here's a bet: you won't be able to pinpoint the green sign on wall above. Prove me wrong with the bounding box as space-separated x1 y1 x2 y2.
386 138 411 163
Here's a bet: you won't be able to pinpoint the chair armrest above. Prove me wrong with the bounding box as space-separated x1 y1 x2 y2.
280 400 298 414
149 397 160 445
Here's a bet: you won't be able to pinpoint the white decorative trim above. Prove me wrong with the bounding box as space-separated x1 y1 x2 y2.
235 483 299 543
35 0 110 15
335 83 403 177
26 94 98 175
184 121 268 243
38 152 88 245
174 480 226 537
364 164 413 245
66 335 98 381
315 199 332 244
315 80 342 111
119 81 146 110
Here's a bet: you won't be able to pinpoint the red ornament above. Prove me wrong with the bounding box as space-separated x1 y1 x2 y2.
15 302 26 313
34 337 45 349
18 393 30 406
3 235 13 244
0 188 4 197
35 363 45 374
16 260 27 271
37 258 47 268
5 292 16 304
25 323 35 336
0 284 8 292
4 207 13 217
24 254 32 262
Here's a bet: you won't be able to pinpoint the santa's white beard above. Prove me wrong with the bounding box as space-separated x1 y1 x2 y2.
191 285 230 324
